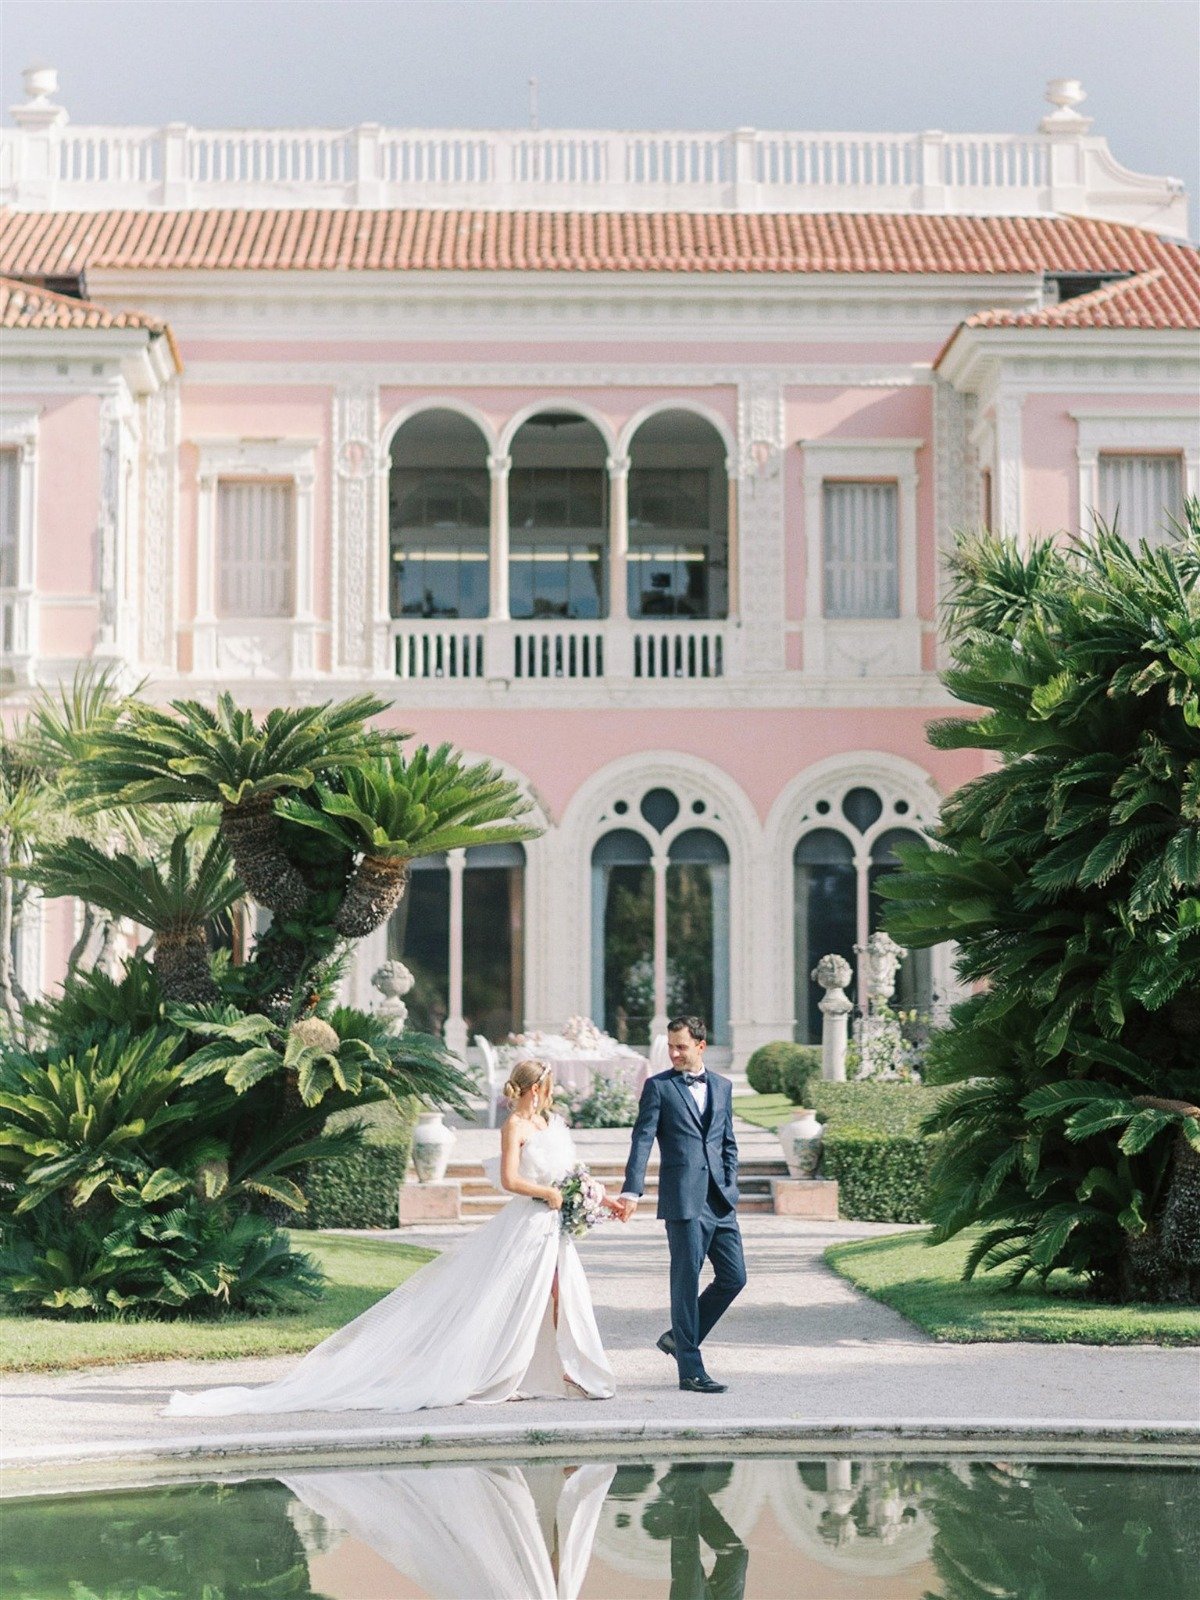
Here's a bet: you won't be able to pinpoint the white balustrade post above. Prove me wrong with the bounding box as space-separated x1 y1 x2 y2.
445 849 468 1059
813 953 854 1082
354 122 383 206
917 130 947 211
8 66 67 209
732 126 758 209
161 123 190 206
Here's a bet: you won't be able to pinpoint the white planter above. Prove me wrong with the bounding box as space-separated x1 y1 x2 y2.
779 1108 824 1180
412 1110 456 1185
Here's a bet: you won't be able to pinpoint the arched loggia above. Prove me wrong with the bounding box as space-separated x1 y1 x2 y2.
388 408 491 619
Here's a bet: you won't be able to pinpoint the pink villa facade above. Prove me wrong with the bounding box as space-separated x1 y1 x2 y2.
1 70 1197 1065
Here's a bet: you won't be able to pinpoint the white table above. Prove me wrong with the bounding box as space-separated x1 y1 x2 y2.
499 1038 649 1096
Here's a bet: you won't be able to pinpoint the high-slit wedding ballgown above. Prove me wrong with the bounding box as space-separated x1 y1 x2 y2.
166 1116 614 1416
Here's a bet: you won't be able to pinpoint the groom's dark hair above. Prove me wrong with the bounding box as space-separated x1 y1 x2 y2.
668 1015 707 1043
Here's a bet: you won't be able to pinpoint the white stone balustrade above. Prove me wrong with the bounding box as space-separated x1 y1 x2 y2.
387 617 735 683
2 71 1187 236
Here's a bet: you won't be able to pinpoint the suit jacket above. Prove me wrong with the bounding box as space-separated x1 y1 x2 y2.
622 1069 740 1221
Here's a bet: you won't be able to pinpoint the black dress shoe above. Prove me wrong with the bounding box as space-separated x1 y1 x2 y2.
656 1330 676 1358
679 1374 727 1394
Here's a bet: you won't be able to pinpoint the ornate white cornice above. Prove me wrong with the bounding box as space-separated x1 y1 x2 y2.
185 359 933 390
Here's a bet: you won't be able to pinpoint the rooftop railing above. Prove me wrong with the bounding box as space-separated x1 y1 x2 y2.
2 71 1188 237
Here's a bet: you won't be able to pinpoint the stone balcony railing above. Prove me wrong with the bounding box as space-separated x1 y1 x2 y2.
389 617 735 683
1 70 1188 237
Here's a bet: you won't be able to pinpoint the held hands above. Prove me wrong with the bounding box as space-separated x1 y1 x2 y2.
608 1196 638 1222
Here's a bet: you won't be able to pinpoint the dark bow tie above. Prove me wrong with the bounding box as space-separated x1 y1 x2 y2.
682 1072 707 1086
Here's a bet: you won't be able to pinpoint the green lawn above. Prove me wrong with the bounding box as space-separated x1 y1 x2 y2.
0 1233 436 1374
826 1228 1200 1346
732 1092 793 1131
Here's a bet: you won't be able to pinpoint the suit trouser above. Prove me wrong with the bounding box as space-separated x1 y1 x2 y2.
664 1181 747 1380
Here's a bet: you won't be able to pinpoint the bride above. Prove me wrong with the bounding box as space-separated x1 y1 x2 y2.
167 1059 616 1416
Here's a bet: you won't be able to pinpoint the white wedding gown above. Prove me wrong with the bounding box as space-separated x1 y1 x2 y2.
167 1116 614 1416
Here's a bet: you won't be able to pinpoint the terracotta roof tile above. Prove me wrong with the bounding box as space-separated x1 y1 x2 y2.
0 206 1192 290
0 273 168 333
963 265 1200 330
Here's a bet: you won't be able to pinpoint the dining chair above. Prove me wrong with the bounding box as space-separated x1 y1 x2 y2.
475 1034 505 1128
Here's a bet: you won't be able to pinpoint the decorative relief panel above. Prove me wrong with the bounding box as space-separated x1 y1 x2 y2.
140 386 178 668
96 397 122 652
736 374 786 674
332 385 381 673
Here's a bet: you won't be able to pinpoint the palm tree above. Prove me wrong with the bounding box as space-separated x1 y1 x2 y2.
277 743 540 936
19 830 241 1003
77 693 390 914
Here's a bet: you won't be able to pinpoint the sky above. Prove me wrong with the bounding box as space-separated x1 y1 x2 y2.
3 1 1197 217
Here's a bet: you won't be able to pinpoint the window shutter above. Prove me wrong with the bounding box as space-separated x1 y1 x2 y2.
1098 455 1184 548
823 481 899 619
0 449 18 589
217 481 294 618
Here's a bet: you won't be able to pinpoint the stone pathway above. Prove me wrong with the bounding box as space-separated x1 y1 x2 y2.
3 1215 1197 1479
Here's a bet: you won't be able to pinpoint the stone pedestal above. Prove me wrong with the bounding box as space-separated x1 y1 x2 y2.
398 1179 462 1225
771 1178 839 1219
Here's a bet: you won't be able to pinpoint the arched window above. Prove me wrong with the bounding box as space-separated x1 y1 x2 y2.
627 410 729 620
794 830 857 1043
868 828 931 1016
387 843 526 1044
590 792 732 1046
792 789 933 1042
591 829 653 1045
667 829 730 1040
389 409 490 619
509 413 608 619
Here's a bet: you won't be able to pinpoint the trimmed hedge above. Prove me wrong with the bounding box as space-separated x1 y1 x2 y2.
810 1083 946 1223
820 1130 933 1224
296 1100 418 1230
810 1080 943 1137
745 1043 822 1103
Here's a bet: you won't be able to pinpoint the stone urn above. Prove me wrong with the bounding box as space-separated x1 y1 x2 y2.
411 1109 456 1184
779 1107 824 1179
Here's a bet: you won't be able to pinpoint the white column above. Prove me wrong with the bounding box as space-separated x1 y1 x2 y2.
606 454 630 623
651 852 669 1039
194 472 218 672
994 393 1024 544
488 453 511 620
444 849 468 1059
724 457 740 617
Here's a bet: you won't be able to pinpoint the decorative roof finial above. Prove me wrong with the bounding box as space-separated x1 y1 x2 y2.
11 64 68 130
1040 77 1093 134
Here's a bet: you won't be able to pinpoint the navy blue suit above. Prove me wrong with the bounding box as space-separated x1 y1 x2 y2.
622 1068 747 1380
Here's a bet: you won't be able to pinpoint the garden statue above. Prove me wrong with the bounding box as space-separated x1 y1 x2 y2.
812 952 853 1082
372 958 415 1032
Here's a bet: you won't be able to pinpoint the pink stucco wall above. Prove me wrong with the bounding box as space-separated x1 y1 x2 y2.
361 704 986 824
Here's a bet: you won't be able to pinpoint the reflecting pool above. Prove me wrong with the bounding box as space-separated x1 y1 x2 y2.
2 1455 1197 1599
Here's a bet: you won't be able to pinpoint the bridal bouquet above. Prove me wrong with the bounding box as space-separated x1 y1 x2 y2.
555 1163 608 1238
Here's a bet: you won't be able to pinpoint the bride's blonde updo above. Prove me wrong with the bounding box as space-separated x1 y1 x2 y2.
503 1057 552 1109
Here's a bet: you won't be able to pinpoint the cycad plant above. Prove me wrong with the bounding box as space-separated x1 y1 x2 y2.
880 508 1200 1303
19 828 240 1003
278 743 539 936
78 692 389 913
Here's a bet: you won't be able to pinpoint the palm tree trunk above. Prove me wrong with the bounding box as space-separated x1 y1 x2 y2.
334 856 411 938
220 798 309 915
154 927 218 1004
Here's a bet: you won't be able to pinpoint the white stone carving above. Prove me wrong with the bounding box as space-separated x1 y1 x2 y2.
737 374 786 674
332 385 381 672
140 385 178 668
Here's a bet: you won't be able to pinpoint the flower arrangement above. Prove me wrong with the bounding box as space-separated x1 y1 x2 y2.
561 1015 605 1050
555 1162 608 1238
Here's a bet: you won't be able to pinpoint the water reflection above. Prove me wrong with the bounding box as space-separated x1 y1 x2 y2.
2 1456 1197 1600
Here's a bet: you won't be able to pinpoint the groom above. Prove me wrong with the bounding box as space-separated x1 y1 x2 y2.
614 1016 746 1394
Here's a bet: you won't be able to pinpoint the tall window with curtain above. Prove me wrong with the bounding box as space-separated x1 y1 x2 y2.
822 480 900 619
1097 455 1184 548
216 481 295 618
